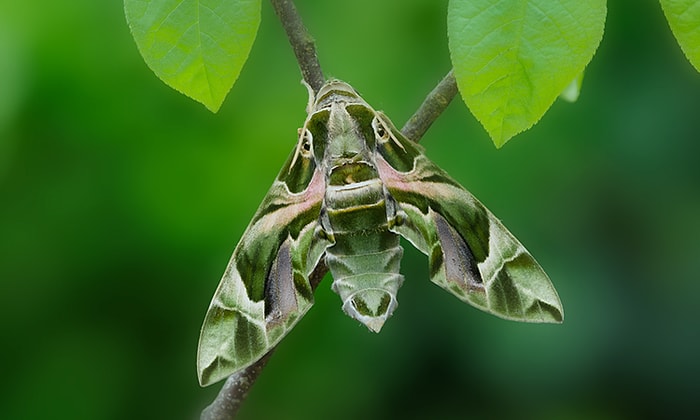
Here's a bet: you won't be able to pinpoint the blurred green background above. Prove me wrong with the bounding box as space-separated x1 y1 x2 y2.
1 0 699 419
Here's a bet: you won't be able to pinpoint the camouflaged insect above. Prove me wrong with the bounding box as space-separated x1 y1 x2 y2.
197 80 563 386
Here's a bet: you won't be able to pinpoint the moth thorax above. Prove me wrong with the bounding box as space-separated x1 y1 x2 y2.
327 161 378 186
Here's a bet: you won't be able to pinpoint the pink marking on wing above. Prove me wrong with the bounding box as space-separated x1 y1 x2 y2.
293 168 325 207
375 155 415 192
257 169 326 233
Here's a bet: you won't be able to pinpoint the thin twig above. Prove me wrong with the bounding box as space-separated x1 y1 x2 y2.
200 350 275 420
401 70 459 142
270 0 325 92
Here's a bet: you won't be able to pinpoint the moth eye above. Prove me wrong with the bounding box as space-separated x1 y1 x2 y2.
300 129 313 156
372 117 391 142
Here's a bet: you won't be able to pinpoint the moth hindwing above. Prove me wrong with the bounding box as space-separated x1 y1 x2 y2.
197 80 563 386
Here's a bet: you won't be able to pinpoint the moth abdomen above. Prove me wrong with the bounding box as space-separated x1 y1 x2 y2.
328 258 404 333
324 179 394 252
324 193 405 332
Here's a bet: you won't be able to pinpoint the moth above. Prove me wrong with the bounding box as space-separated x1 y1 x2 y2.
197 80 563 386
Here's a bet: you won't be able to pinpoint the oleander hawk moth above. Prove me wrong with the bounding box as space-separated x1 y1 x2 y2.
197 80 563 386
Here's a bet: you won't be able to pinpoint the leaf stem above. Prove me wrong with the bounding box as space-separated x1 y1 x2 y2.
270 0 325 92
401 70 458 142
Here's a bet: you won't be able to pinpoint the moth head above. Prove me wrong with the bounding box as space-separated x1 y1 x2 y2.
313 80 361 110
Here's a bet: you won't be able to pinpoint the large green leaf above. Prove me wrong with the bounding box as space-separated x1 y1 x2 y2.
124 0 261 112
660 0 700 73
448 0 606 147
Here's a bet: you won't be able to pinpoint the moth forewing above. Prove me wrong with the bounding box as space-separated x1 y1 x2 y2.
477 212 563 323
372 113 563 324
197 127 327 387
197 259 268 387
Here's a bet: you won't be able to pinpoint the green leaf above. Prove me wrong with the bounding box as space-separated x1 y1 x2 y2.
660 0 700 73
447 0 606 147
124 0 261 112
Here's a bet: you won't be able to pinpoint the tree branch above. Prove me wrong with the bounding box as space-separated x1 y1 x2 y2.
401 70 458 143
200 350 275 420
270 0 325 92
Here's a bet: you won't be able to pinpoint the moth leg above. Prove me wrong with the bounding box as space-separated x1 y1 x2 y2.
384 186 407 229
316 203 335 243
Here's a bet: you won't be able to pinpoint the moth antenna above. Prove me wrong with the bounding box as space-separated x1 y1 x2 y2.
290 80 317 174
289 129 304 173
302 79 316 114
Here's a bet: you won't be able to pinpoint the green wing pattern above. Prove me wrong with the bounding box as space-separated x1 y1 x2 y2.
197 143 328 386
375 115 563 323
